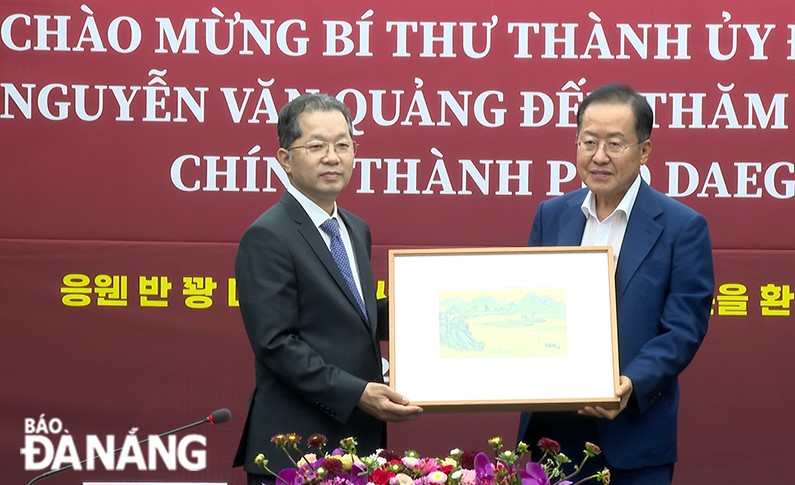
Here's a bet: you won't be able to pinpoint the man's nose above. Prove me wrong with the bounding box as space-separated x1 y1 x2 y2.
592 142 612 162
322 144 341 162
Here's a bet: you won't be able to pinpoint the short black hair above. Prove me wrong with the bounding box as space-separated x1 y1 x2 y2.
277 93 354 149
577 83 653 142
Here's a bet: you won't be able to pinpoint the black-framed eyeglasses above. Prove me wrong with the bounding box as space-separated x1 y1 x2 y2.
288 140 358 158
576 139 646 158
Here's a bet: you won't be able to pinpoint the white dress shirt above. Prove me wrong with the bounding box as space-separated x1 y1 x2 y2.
580 175 643 265
286 184 365 299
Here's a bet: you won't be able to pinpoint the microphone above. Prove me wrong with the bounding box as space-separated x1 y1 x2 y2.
208 407 231 424
25 408 231 485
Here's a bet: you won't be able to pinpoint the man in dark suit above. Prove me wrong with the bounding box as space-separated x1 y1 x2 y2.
233 94 423 485
517 84 714 485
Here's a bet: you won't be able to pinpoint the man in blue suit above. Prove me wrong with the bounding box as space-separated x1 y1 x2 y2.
517 84 714 485
233 94 423 485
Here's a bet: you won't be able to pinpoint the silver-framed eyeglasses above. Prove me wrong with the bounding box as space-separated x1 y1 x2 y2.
288 140 358 158
576 139 647 158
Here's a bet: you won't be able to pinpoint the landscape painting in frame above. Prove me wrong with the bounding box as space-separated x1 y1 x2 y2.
439 288 566 359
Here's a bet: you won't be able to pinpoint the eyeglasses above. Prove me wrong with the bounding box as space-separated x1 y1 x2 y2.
288 140 358 158
576 139 646 158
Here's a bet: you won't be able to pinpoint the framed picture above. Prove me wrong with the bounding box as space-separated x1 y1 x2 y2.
388 247 620 412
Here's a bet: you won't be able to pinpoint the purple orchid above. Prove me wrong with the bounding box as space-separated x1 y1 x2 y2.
276 466 303 485
345 461 369 485
473 452 495 483
518 461 572 485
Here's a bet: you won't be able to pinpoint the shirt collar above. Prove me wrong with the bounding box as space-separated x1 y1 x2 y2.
580 175 643 220
286 183 339 227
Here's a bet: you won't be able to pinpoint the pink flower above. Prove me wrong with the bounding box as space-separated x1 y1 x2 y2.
458 469 477 485
418 457 441 474
297 453 318 467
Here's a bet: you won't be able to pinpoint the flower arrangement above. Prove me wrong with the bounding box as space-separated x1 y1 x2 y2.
255 433 610 485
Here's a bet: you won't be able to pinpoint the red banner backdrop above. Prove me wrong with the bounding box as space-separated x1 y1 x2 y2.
3 1 794 483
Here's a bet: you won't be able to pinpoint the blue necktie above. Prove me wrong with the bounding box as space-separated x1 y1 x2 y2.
320 218 369 322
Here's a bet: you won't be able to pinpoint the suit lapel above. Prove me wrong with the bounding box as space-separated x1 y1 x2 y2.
615 182 664 299
280 193 372 329
340 211 377 336
559 191 587 245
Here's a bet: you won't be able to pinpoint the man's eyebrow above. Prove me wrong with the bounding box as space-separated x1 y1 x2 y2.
579 130 628 139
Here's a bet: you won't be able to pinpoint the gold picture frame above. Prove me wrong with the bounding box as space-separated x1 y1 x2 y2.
388 247 620 412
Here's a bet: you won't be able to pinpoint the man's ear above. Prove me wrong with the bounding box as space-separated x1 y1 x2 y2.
640 139 652 165
276 147 292 173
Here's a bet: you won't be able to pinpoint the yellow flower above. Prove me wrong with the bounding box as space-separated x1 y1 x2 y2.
440 457 458 468
488 436 503 450
339 453 355 471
